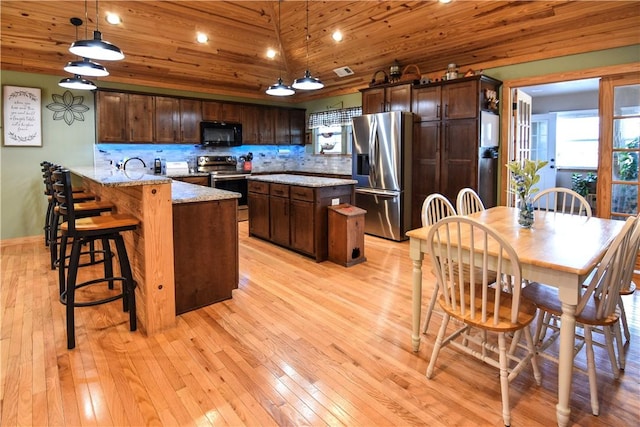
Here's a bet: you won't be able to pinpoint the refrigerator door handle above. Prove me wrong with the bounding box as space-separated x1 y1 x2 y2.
355 188 399 198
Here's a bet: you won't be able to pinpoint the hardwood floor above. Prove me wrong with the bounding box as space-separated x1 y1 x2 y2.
1 222 638 426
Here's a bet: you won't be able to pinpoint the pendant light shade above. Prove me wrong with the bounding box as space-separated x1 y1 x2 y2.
70 30 124 61
292 70 324 90
266 78 295 96
59 75 97 90
69 1 124 61
292 0 323 91
266 1 295 97
64 58 109 77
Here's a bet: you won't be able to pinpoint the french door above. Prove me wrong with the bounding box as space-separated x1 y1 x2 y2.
597 74 640 219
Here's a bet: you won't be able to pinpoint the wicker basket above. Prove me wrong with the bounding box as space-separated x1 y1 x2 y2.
369 69 389 87
400 64 421 83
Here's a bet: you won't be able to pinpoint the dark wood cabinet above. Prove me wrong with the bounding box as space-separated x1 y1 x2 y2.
96 90 305 145
173 199 238 314
96 91 154 143
154 97 201 143
179 99 202 143
243 105 275 144
248 179 354 261
274 108 290 144
290 186 315 255
201 100 222 121
248 181 270 239
154 96 180 142
411 75 501 229
97 91 127 142
361 83 412 114
289 108 306 145
221 103 243 123
172 175 209 186
269 183 290 245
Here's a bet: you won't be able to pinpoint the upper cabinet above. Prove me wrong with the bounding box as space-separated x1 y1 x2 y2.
154 96 180 142
96 89 305 145
96 91 154 143
361 83 412 114
179 99 202 143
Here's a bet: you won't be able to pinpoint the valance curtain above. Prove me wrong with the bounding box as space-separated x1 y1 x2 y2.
308 107 362 129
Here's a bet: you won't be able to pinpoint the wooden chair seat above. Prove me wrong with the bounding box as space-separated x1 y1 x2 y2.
522 283 620 327
61 214 139 235
440 284 537 332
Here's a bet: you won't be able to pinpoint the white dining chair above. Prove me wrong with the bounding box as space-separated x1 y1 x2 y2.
532 187 592 217
522 215 639 416
456 187 485 216
420 194 456 334
425 216 541 427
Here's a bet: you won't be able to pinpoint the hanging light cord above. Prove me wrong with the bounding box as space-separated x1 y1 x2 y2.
305 0 310 69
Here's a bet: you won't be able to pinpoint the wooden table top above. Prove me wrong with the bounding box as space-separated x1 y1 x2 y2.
406 206 626 276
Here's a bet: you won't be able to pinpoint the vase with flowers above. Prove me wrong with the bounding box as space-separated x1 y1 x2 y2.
506 159 549 228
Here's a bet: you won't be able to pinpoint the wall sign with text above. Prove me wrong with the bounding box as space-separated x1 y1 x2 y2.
3 85 42 147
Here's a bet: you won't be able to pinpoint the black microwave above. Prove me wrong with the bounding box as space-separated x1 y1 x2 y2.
200 121 242 146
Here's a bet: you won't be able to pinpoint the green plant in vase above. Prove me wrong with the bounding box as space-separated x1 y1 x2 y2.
506 159 549 228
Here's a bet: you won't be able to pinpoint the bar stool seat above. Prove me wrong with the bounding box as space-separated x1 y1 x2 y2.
54 169 140 349
49 185 114 270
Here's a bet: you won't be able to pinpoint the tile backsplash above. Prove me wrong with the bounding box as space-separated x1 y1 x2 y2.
95 144 352 175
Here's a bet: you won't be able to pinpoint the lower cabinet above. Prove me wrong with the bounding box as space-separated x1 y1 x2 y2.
172 175 209 186
248 181 270 239
173 199 238 314
248 180 354 261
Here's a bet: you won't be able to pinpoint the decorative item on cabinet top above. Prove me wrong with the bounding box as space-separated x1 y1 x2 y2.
369 70 389 87
400 64 421 84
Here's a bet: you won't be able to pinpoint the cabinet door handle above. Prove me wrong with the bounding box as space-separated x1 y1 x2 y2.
437 104 441 119
445 104 449 118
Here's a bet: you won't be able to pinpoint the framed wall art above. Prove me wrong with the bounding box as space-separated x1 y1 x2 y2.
3 85 42 147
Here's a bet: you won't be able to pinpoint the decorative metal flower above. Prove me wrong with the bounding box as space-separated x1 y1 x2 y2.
46 90 90 126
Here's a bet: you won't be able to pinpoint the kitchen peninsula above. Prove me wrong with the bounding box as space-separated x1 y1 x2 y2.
70 167 240 333
248 174 356 261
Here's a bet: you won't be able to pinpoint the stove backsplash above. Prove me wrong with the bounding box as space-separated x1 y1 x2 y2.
95 144 352 176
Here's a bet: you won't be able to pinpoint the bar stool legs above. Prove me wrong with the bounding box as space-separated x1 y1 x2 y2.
61 232 137 350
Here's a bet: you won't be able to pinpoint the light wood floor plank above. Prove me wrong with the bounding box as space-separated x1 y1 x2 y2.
1 222 639 426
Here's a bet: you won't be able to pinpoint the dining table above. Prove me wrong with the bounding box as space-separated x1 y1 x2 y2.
406 206 625 427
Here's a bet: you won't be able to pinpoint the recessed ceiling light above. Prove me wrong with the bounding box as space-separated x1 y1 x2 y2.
439 0 453 3
105 13 121 25
332 30 343 42
266 49 277 59
196 33 208 44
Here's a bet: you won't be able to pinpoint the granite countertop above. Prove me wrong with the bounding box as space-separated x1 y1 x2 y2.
70 166 171 187
248 173 357 187
171 181 240 204
166 171 210 178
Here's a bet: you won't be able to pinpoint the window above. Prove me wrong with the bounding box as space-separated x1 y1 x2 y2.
313 125 352 155
555 109 599 168
308 106 361 155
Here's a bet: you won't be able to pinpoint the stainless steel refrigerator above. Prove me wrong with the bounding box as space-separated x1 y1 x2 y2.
352 111 413 241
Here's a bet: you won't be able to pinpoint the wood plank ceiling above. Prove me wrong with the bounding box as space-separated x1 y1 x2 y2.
2 1 639 101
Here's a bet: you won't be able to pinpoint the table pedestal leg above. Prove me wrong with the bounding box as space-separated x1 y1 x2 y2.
411 256 423 352
556 302 576 427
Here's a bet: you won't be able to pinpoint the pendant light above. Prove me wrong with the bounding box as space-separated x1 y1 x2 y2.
292 0 323 91
59 75 97 90
64 16 109 77
69 0 124 61
266 0 295 96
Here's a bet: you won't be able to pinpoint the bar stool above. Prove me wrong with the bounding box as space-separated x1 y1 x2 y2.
54 169 139 349
48 167 112 270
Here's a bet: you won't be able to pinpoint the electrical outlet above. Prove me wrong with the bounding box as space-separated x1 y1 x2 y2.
331 198 340 205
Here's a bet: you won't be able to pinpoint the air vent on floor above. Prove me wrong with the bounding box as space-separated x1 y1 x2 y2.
333 66 354 77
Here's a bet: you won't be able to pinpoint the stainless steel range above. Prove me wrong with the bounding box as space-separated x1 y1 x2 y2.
196 156 249 216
